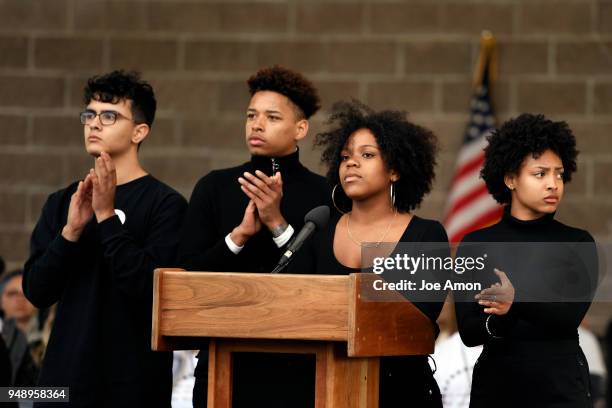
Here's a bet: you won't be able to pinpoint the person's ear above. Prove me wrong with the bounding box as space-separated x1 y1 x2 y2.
389 168 400 183
131 123 150 145
504 174 516 191
294 119 309 142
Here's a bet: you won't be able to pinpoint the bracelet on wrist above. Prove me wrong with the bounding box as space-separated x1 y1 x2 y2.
485 315 503 339
270 222 288 238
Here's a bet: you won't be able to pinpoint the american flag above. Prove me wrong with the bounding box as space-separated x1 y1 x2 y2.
443 71 503 244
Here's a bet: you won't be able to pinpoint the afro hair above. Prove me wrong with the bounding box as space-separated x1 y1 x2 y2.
315 100 438 213
481 113 578 205
247 65 321 119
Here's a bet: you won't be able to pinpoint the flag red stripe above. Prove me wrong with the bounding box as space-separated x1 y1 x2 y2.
449 206 503 244
450 155 485 185
443 184 489 224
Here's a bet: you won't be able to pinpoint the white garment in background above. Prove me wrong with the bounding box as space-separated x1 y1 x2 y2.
432 332 482 408
172 350 198 408
579 326 607 378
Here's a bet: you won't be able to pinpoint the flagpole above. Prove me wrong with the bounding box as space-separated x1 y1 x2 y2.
444 31 503 245
472 30 497 92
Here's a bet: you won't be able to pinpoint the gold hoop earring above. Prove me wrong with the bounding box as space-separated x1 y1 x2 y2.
332 184 347 214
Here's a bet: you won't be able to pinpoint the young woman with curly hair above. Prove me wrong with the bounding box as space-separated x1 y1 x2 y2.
289 100 449 407
454 113 599 407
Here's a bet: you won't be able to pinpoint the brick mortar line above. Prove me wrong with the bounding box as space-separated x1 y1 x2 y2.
81 0 590 3
0 146 216 158
3 30 611 42
583 155 612 162
560 196 612 204
0 146 83 154
12 70 588 82
0 71 474 82
0 225 31 232
6 70 609 82
0 108 81 115
3 111 612 124
0 187 67 196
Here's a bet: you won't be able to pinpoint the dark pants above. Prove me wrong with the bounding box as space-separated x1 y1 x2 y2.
379 356 442 408
470 341 593 408
192 373 207 408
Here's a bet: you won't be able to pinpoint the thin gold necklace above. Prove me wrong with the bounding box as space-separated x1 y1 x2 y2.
346 209 397 248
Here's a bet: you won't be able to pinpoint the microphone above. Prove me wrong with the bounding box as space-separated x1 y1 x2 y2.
271 205 330 273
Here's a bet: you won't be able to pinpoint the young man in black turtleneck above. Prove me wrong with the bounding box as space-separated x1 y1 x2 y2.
179 66 329 408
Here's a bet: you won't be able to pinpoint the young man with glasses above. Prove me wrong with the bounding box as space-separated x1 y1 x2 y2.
23 70 187 407
179 66 330 408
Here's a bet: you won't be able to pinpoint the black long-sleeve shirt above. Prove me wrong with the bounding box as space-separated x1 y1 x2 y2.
453 207 599 407
178 150 330 408
454 207 598 348
288 213 449 326
23 175 187 407
179 149 330 273
288 214 450 407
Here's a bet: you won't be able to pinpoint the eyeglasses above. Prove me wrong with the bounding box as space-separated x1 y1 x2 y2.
79 109 134 126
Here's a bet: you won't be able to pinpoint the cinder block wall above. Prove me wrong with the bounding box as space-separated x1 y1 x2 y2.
1 0 611 329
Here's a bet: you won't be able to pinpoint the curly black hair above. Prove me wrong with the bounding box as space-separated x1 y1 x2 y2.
481 113 578 205
84 70 156 128
315 100 438 213
247 65 321 120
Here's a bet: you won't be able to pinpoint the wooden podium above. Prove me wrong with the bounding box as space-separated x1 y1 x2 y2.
151 269 435 408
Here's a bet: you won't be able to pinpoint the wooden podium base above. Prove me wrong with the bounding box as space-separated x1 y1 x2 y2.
207 339 380 408
152 271 435 407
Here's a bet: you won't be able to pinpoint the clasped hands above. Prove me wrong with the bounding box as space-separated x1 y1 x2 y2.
231 170 286 246
62 152 117 242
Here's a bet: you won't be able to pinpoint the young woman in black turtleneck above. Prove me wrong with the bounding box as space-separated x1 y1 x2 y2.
289 101 448 408
454 113 599 407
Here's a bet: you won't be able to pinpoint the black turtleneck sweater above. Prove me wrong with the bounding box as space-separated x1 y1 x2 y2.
179 149 329 273
454 207 599 407
455 207 598 349
178 149 330 408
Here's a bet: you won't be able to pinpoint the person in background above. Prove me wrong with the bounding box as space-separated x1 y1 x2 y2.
579 319 607 407
0 270 40 386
